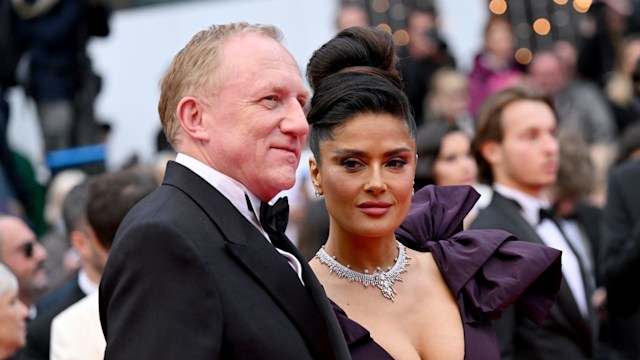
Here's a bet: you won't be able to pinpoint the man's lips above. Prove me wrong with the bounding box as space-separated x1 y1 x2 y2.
542 161 558 173
273 144 299 155
272 146 300 163
357 202 392 216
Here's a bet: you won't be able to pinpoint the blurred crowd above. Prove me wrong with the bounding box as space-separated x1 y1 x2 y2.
296 1 640 360
0 0 640 359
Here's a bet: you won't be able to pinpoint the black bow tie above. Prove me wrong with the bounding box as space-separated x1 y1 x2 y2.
502 196 556 225
538 207 557 225
259 196 289 236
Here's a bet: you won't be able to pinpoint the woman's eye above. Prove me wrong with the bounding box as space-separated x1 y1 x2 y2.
387 158 407 168
442 155 457 163
342 158 363 170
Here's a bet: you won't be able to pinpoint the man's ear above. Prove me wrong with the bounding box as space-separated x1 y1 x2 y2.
309 156 323 196
69 229 91 260
177 97 210 141
479 140 502 166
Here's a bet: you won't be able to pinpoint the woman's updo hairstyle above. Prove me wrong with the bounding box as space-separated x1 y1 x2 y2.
306 26 416 165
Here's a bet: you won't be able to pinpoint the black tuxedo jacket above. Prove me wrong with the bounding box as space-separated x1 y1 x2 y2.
99 161 350 360
570 202 602 280
600 159 640 359
470 191 597 360
601 159 640 313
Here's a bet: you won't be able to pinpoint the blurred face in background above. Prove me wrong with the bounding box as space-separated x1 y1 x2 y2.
407 10 438 59
0 284 28 356
483 99 559 196
429 70 470 122
0 217 48 302
336 5 369 32
620 38 640 75
433 131 478 186
528 52 567 97
484 18 514 63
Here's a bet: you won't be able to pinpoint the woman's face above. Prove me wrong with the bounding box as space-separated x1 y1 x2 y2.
485 20 514 62
310 112 416 241
0 287 28 356
433 131 478 186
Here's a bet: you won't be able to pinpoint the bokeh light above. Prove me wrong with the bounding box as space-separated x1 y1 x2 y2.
533 18 552 35
372 0 390 13
489 0 508 14
376 23 392 33
515 47 533 65
573 0 592 13
394 29 410 46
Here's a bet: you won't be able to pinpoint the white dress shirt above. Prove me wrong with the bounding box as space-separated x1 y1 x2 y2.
494 184 590 318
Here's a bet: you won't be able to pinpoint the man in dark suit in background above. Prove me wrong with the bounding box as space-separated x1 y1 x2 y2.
469 86 598 359
20 167 156 360
600 157 640 360
17 180 92 360
99 23 350 360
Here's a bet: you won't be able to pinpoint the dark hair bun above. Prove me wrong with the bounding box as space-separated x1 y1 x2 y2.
306 26 402 91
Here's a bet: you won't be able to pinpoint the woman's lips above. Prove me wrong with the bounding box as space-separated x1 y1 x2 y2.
357 202 392 216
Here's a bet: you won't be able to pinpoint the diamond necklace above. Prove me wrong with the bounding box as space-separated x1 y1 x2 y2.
315 241 410 302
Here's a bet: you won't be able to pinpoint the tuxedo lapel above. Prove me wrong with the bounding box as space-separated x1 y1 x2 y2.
162 162 346 359
492 192 594 341
492 193 543 246
224 235 338 360
269 232 351 360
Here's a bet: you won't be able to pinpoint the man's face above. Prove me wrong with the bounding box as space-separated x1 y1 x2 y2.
488 99 559 196
529 54 566 96
407 12 438 58
203 33 309 201
0 217 48 302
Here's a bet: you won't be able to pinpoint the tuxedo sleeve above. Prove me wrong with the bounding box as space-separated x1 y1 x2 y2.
99 221 223 359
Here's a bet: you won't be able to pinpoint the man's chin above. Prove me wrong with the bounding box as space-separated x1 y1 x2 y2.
271 172 296 191
32 273 49 293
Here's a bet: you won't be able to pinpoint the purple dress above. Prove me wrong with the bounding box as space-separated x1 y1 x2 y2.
331 185 562 360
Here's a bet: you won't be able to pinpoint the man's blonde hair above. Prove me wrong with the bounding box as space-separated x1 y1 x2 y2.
158 22 283 148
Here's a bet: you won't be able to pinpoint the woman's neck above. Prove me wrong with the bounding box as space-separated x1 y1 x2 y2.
323 233 400 273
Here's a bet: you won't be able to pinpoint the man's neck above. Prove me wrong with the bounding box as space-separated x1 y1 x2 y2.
494 180 543 198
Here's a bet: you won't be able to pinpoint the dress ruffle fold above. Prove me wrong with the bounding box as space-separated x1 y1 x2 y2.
330 185 562 359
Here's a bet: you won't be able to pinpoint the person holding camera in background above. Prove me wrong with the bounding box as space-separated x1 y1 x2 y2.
399 5 456 127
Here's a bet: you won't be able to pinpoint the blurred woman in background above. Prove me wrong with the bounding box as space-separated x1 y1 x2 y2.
0 262 28 359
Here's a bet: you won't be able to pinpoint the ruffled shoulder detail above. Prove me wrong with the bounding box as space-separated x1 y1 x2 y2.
396 185 562 325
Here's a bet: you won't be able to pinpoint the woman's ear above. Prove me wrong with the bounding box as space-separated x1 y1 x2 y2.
309 156 323 196
177 97 210 142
